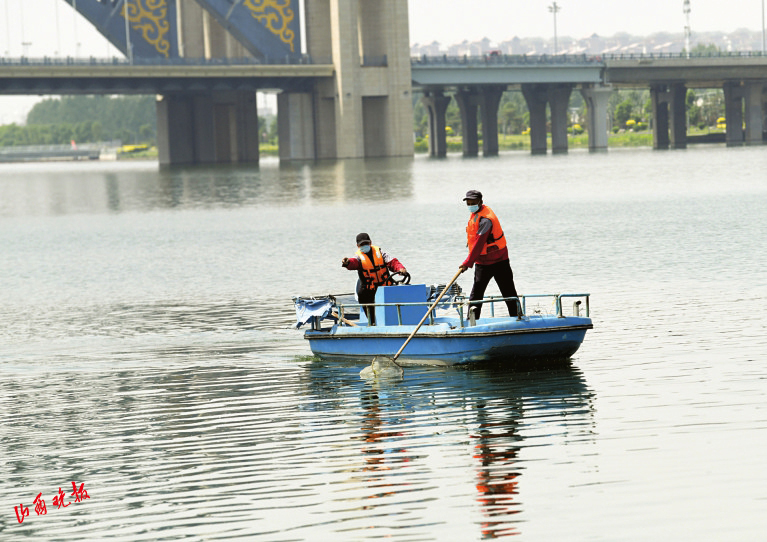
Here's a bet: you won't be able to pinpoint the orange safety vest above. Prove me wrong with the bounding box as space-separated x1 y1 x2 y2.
466 205 507 256
356 245 393 291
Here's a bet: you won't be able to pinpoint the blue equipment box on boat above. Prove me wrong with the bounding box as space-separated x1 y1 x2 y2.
359 284 429 326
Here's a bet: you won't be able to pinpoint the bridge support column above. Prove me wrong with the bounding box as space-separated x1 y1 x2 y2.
455 89 479 157
651 85 671 150
548 84 573 154
723 82 745 146
669 83 687 149
480 86 504 156
744 83 765 145
278 93 316 160
580 84 611 152
522 84 549 155
422 91 450 157
157 91 259 166
303 0 413 160
157 94 195 166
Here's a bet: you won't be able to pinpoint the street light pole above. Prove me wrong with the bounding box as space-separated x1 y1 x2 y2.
4 0 11 56
73 0 81 58
124 0 133 64
548 2 561 54
762 0 765 53
54 0 61 57
683 0 691 58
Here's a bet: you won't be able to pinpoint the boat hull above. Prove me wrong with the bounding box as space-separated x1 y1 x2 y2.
304 315 593 366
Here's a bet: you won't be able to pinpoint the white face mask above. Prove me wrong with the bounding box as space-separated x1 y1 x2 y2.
359 244 371 254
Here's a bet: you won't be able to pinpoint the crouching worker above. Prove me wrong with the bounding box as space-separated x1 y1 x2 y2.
342 233 408 325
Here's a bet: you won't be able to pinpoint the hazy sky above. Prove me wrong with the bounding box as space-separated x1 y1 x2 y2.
408 0 765 45
1 0 765 123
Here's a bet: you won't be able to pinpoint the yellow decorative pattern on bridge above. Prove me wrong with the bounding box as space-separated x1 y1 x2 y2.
123 0 171 58
243 0 296 53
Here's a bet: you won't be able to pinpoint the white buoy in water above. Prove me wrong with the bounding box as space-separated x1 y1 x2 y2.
360 357 404 379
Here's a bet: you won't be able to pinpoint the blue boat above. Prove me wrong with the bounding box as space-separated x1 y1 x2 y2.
294 284 593 366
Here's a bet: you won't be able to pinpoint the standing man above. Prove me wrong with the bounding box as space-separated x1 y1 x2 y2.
342 233 408 324
458 190 521 318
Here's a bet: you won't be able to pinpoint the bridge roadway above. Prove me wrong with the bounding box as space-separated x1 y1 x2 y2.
1 53 765 158
0 58 334 94
409 52 767 155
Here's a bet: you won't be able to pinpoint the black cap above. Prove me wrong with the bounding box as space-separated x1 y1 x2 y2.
463 189 483 201
356 232 371 244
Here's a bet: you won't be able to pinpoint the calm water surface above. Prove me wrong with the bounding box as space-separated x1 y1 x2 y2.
1 147 766 541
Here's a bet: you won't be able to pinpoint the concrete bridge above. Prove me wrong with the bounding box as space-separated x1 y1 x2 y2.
1 0 766 164
411 52 767 156
1 0 412 166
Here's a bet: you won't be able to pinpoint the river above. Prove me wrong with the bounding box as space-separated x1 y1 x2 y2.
1 145 765 540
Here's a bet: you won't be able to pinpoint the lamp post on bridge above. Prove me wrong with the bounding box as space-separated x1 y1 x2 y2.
548 2 561 54
762 0 765 53
73 0 81 58
4 0 10 56
123 0 133 64
683 0 691 58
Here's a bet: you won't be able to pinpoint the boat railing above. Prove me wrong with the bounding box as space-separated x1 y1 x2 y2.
509 293 590 319
556 293 590 318
335 293 589 328
338 301 446 327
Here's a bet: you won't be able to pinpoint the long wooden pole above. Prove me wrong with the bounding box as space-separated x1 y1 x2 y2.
390 268 465 364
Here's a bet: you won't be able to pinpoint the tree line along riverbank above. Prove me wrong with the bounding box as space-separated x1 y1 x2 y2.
1 87 731 156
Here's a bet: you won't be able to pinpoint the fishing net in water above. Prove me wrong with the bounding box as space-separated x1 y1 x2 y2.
360 356 404 379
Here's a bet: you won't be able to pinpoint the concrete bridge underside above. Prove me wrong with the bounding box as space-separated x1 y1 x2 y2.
53 0 413 166
413 56 767 156
606 58 767 148
161 0 413 165
419 83 612 157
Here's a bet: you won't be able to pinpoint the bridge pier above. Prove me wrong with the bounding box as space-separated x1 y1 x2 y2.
522 84 549 155
723 82 746 146
455 89 480 156
292 0 413 161
278 93 315 160
580 84 611 152
669 83 688 149
480 86 504 156
549 84 573 154
650 84 686 150
651 85 670 149
521 83 573 155
744 83 765 145
421 91 450 157
157 91 259 166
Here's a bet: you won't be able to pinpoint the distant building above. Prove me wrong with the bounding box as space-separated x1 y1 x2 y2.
412 29 764 57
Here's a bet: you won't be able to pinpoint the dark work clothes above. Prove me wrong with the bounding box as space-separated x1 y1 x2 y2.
357 288 377 325
463 204 518 318
469 259 520 318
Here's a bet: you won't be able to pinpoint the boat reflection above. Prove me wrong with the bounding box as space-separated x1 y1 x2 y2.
303 361 594 538
472 397 523 538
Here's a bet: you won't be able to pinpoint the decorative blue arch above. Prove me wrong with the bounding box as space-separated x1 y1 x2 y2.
63 0 302 61
193 0 302 61
64 0 179 58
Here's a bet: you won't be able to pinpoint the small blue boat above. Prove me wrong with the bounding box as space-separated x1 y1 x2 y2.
294 284 593 366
